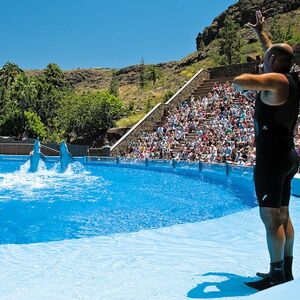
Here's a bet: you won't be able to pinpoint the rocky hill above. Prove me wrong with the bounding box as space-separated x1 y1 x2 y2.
196 0 300 49
62 0 300 93
26 60 186 111
28 0 300 91
26 0 300 130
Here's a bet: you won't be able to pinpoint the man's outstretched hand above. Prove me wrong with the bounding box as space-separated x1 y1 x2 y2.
246 10 265 33
246 10 272 52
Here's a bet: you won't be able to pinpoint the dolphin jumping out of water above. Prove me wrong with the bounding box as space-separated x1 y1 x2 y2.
60 141 74 172
29 139 45 172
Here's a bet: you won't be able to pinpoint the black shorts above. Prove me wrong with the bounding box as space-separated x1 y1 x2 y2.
254 147 299 208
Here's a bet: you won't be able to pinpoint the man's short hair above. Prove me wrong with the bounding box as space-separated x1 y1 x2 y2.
269 44 294 72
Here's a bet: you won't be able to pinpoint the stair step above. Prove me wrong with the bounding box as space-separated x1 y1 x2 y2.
114 72 242 158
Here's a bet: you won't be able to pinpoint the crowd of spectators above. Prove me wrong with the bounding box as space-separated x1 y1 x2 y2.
291 63 300 76
124 70 300 166
125 81 258 165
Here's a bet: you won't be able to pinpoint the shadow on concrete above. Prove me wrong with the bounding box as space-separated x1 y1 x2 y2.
187 272 258 298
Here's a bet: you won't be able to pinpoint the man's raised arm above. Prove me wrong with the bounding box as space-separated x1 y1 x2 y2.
246 10 272 52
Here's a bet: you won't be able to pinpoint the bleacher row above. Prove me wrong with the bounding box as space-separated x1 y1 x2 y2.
122 77 300 166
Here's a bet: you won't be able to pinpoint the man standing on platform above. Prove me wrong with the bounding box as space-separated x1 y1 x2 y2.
233 11 300 290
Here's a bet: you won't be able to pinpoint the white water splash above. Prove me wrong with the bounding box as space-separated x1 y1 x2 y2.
0 160 104 200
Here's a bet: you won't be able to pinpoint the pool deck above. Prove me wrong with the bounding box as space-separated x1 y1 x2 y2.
0 197 299 299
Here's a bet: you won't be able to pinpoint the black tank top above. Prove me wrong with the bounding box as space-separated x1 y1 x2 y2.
254 73 300 153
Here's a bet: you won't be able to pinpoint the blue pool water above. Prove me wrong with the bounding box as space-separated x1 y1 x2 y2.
0 158 256 244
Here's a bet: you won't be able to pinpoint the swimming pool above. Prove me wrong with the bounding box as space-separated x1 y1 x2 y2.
0 156 256 244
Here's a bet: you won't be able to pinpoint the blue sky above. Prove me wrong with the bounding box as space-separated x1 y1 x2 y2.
0 0 237 70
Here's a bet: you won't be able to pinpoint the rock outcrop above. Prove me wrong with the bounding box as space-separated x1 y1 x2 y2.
26 0 300 91
196 0 300 50
26 60 178 90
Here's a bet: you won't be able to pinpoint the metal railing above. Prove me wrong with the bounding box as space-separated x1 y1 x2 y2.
0 153 254 177
110 69 211 157
165 69 210 107
85 156 253 177
110 103 164 156
40 144 60 155
0 142 60 156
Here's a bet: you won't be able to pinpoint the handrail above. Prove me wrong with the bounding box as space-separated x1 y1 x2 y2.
84 156 254 175
0 142 60 155
110 103 162 152
166 68 204 105
41 144 60 154
110 69 211 156
0 143 33 146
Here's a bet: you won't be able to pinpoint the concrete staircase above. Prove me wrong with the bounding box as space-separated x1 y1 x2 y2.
171 132 196 155
192 76 234 98
158 76 236 156
110 62 260 157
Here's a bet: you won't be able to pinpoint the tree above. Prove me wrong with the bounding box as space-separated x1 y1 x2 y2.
0 62 69 140
43 63 65 89
285 24 294 43
24 111 47 141
139 57 146 88
144 99 152 113
59 91 124 140
11 74 38 111
0 95 23 136
36 82 63 127
269 17 295 44
162 90 174 103
146 65 161 86
0 62 24 88
218 16 242 66
4 74 40 136
0 86 8 111
198 40 205 52
34 64 67 127
109 71 119 97
127 101 135 115
269 16 285 43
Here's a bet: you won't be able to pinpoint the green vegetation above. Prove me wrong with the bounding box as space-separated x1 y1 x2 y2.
58 91 124 142
139 57 146 88
116 112 144 128
109 71 119 97
146 65 161 86
0 62 124 145
162 90 175 103
269 16 294 44
24 111 47 140
0 8 299 145
181 9 300 73
216 16 243 66
0 62 24 88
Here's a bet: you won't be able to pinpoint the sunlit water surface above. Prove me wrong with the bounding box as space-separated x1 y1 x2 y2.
0 159 256 244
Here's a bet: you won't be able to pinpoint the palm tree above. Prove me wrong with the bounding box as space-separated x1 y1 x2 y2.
0 62 24 88
11 74 38 111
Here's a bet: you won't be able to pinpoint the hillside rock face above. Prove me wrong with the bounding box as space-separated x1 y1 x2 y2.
196 0 300 50
26 0 300 91
26 69 112 90
26 61 178 90
114 61 176 85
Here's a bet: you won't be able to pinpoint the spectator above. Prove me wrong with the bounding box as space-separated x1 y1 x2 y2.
124 81 257 165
